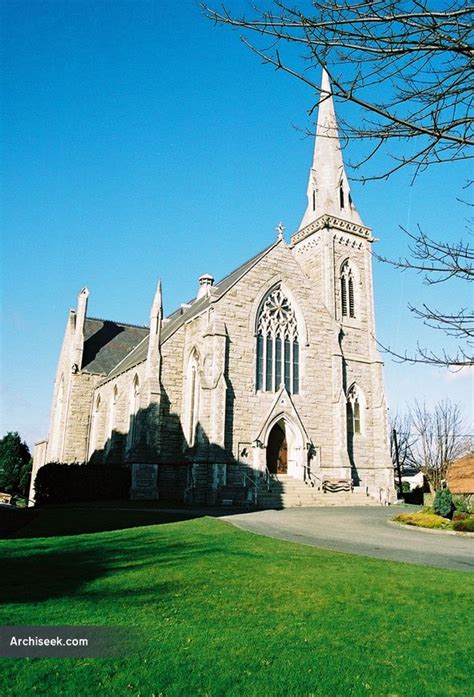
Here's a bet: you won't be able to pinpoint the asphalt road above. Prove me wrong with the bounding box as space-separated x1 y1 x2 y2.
221 506 474 572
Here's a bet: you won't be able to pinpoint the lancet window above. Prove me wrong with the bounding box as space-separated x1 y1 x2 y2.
186 351 200 446
126 375 140 450
89 394 101 458
105 385 118 452
341 261 355 319
346 385 362 436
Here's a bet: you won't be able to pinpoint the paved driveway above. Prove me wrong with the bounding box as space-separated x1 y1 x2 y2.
221 506 474 572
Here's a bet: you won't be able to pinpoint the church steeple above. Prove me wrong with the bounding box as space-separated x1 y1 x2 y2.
298 68 362 231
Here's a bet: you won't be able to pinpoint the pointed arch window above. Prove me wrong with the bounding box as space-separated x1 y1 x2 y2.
339 181 345 209
89 394 102 458
105 385 118 453
126 375 140 450
186 351 200 446
256 287 299 394
341 261 356 319
346 385 363 436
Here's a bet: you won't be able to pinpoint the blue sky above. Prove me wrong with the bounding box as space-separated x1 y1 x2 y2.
1 0 472 450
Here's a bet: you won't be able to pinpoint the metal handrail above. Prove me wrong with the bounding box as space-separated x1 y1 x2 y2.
303 464 322 490
242 469 258 505
263 466 277 491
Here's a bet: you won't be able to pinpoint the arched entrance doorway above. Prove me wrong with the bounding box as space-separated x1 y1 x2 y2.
266 422 288 474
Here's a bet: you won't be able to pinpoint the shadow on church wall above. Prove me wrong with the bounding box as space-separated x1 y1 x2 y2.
224 339 235 455
86 384 270 508
339 328 360 486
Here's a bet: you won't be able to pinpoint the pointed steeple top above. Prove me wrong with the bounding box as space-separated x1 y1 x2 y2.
298 68 363 231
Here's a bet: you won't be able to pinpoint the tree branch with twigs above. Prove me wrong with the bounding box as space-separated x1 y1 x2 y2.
409 399 467 491
204 1 474 367
203 0 473 179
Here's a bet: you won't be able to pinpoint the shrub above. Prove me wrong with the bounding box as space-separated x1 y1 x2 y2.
453 495 472 514
34 463 131 505
393 512 452 530
453 511 470 522
433 488 454 519
452 518 474 533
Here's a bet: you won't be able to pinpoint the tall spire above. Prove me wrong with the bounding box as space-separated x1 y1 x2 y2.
298 68 362 230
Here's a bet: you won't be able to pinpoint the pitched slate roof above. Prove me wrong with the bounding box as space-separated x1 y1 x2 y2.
101 240 280 383
82 318 149 375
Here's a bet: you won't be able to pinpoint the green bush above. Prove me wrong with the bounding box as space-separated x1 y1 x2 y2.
452 518 474 533
393 512 451 530
453 496 472 514
34 463 131 505
453 511 470 522
433 488 454 519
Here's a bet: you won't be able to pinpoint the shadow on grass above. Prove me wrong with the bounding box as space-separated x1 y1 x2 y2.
1 505 208 539
0 506 38 538
1 522 232 604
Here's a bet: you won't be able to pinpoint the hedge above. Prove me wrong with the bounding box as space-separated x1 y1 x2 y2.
34 462 131 505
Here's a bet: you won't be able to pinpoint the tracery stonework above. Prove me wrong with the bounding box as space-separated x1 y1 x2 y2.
256 287 300 395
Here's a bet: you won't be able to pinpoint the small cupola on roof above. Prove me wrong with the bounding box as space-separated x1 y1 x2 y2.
197 273 214 299
298 68 363 231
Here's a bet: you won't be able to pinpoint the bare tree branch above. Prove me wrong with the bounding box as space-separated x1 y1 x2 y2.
410 399 466 491
203 0 473 178
204 1 474 366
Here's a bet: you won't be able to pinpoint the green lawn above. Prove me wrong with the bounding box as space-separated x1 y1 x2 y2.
1 509 473 696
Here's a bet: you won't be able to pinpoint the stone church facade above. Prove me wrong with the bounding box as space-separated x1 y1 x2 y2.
31 71 395 506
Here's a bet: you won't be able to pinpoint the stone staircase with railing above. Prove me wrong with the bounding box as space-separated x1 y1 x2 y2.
255 474 381 508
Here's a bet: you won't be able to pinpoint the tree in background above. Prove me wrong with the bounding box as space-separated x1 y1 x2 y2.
204 1 473 366
410 399 466 491
390 411 417 472
0 432 32 497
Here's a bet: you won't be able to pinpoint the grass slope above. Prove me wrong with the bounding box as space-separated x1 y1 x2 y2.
1 514 473 696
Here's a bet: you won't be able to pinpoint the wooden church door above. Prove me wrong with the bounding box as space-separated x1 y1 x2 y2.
277 437 288 474
266 423 288 475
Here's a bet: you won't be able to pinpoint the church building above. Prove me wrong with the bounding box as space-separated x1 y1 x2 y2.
31 71 395 507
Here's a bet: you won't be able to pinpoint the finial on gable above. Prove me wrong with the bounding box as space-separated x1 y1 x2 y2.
276 222 286 241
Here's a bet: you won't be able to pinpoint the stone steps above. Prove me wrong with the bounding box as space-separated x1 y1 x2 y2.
255 475 380 508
